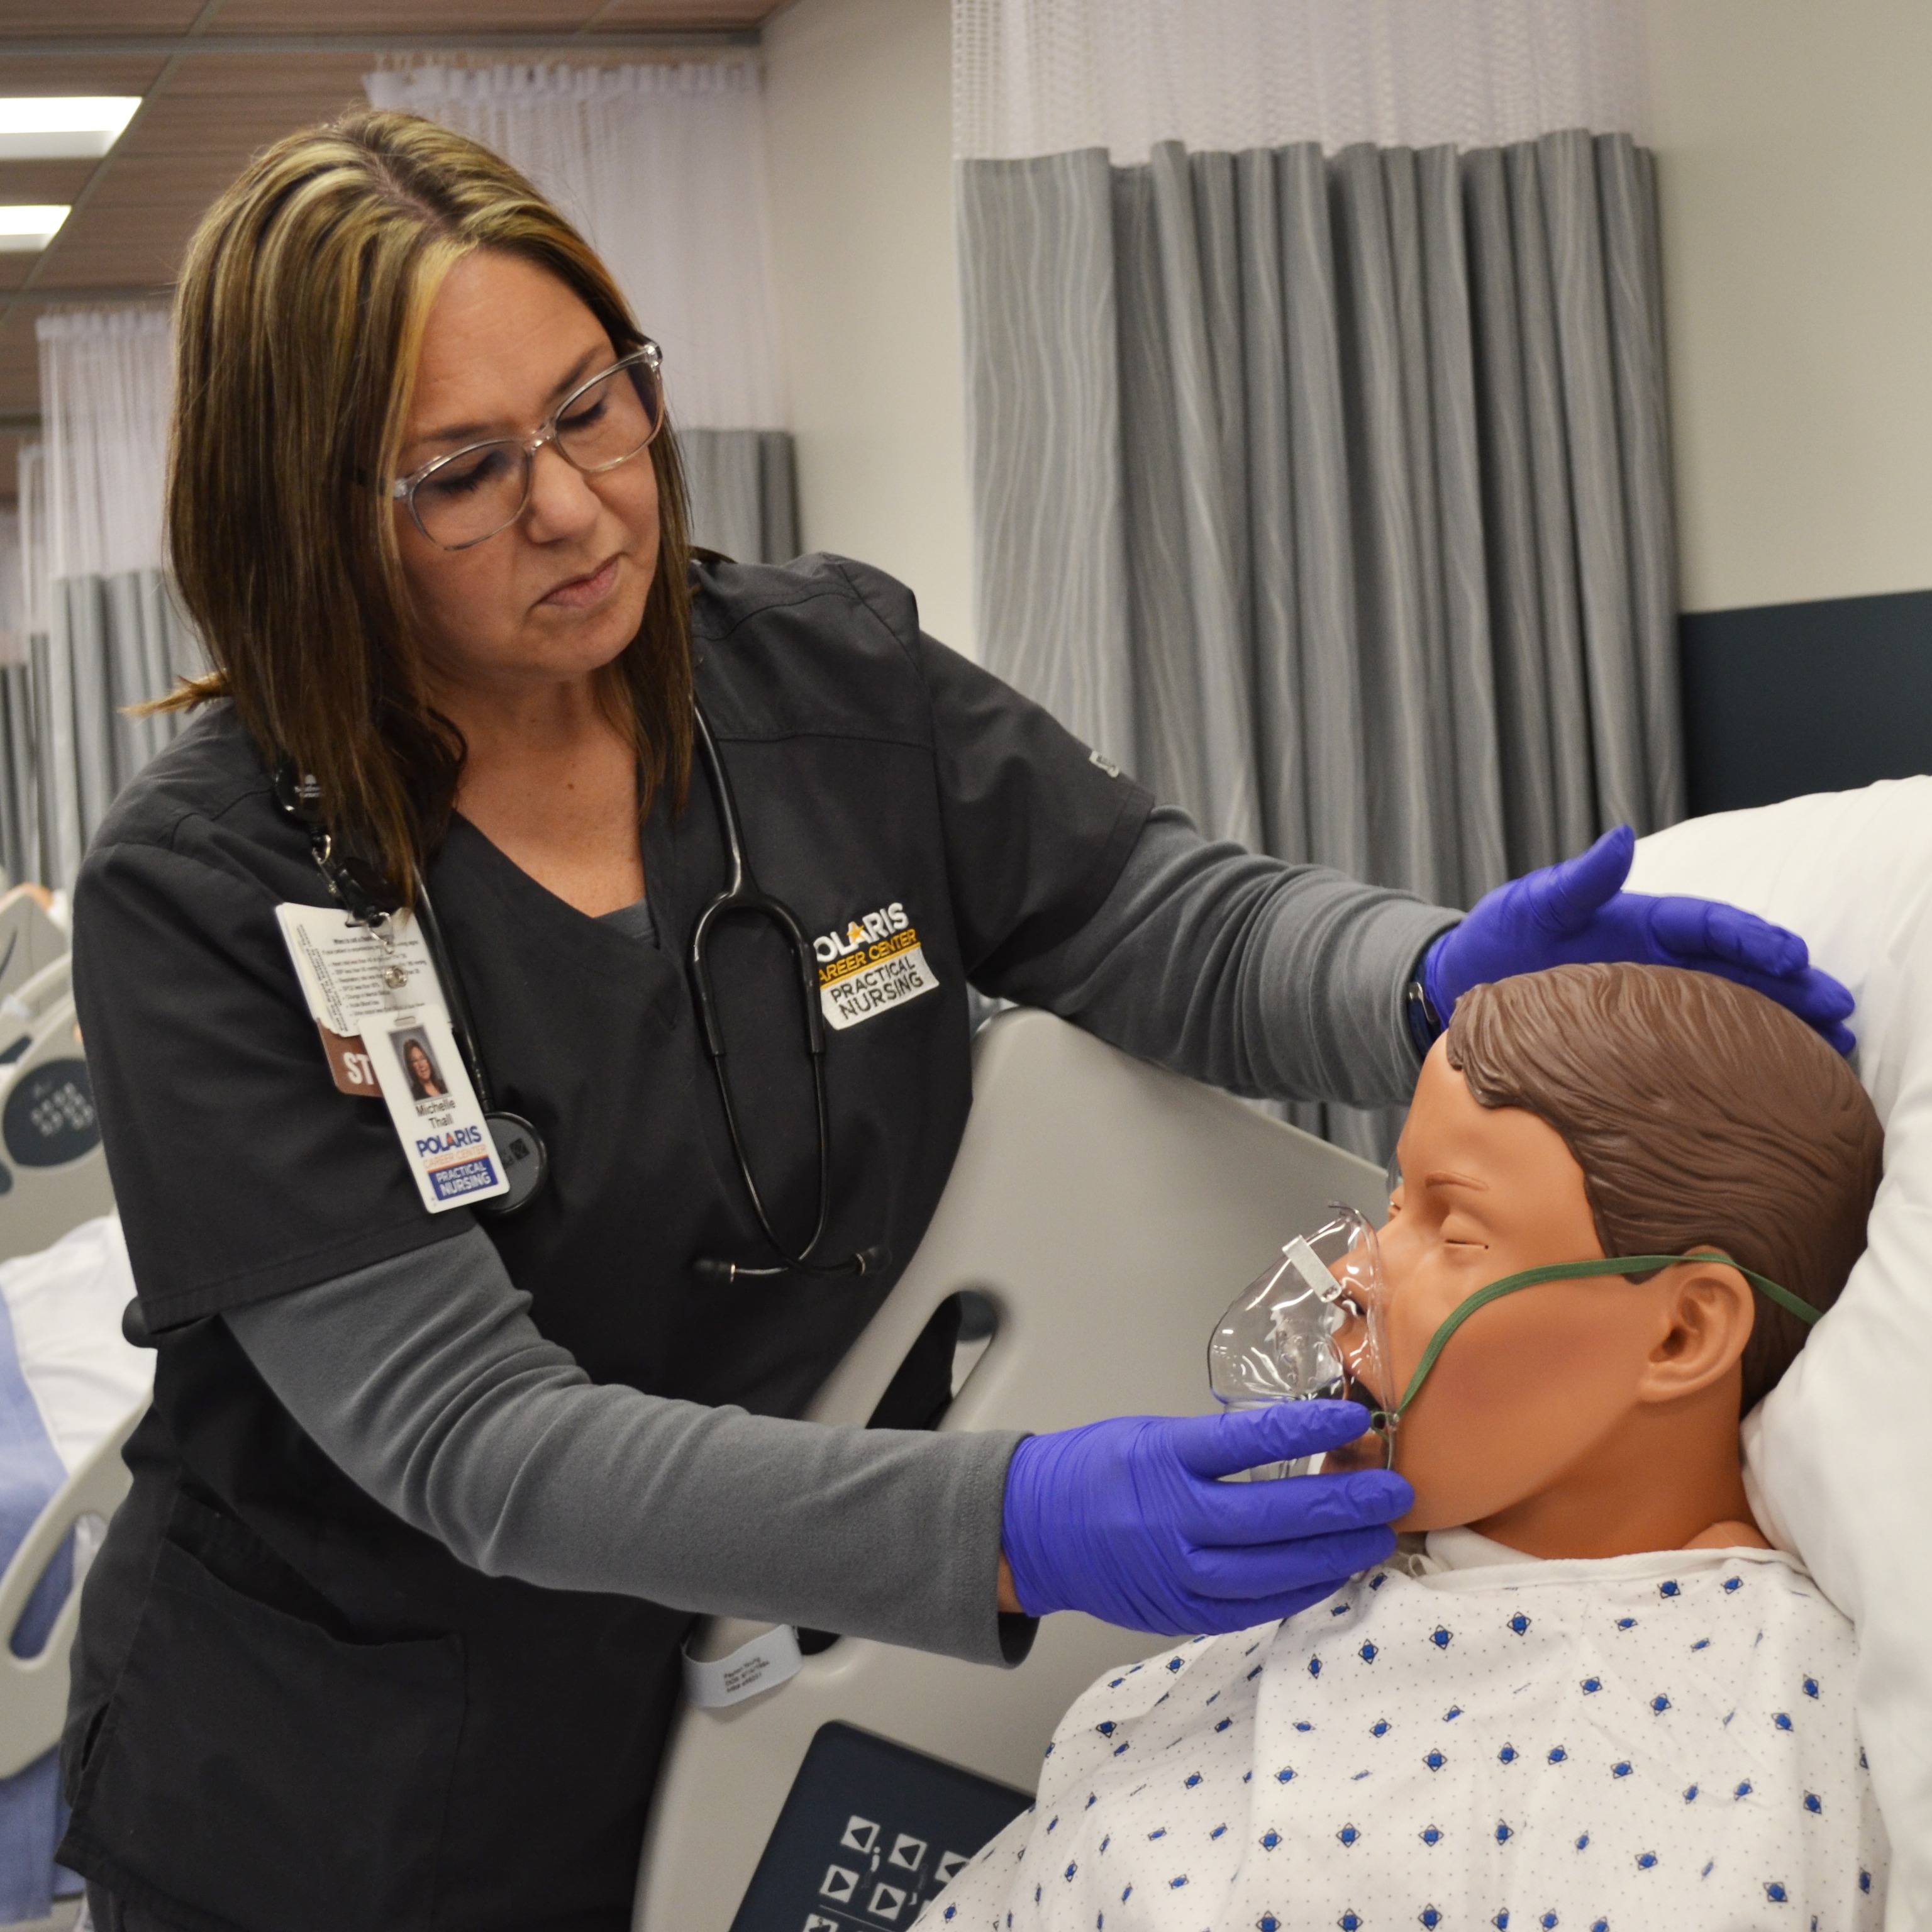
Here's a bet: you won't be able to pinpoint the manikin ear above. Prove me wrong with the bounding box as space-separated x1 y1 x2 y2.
1633 1259 1756 1405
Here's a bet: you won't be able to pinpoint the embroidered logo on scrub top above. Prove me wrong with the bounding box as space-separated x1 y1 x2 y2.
813 901 940 1031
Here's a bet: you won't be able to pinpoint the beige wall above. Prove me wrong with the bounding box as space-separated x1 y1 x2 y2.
1645 0 1932 614
762 0 976 655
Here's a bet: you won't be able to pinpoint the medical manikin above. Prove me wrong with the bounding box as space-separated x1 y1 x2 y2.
931 963 1888 1931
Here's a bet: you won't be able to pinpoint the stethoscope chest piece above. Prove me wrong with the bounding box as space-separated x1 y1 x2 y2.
478 1110 548 1219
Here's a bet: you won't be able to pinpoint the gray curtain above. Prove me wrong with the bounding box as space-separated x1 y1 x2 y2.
28 570 200 892
0 664 37 892
958 128 1681 1153
681 428 799 565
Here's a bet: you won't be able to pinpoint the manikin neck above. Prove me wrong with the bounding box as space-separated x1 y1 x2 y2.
1463 1371 1758 1560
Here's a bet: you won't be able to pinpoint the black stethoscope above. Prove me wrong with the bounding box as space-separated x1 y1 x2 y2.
277 704 889 1280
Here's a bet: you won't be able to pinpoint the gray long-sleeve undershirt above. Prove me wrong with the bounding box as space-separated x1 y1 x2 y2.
223 810 1460 1664
999 806 1455 1109
226 1228 1025 1662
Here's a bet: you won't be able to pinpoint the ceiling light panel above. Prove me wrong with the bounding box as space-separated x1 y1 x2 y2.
0 207 72 253
0 99 142 161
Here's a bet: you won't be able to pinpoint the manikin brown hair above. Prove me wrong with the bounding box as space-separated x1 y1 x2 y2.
1445 963 1882 1414
164 109 694 891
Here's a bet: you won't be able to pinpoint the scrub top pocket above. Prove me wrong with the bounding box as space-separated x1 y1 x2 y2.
69 1533 465 1932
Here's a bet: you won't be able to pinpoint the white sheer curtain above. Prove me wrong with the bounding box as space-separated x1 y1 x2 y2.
365 60 797 562
34 309 198 891
954 0 1648 162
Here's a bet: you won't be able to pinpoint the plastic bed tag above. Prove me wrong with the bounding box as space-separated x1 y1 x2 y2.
682 1623 804 1708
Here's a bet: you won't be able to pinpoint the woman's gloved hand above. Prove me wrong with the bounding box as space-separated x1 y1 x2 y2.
1000 1400 1409 1637
1424 825 1856 1053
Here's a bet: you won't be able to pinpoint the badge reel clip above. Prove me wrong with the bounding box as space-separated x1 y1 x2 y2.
1207 1204 1392 1479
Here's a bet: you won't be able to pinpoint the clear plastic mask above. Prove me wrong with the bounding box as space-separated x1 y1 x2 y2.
1208 1203 1390 1475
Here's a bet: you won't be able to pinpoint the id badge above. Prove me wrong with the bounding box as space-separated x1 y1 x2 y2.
276 904 511 1214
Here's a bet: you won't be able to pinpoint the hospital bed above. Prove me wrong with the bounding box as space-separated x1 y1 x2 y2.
0 891 69 1023
0 885 113 1266
0 1214 149 1928
0 968 111 1269
0 1404 140 1784
636 1007 1387 1929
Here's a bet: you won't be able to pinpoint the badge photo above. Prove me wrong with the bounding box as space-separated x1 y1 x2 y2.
365 1009 509 1213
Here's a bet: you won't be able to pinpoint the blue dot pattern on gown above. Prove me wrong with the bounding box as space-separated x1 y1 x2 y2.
919 1550 1885 1932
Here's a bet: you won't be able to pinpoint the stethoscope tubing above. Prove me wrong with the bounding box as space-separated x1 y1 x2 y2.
280 703 884 1272
686 708 883 1284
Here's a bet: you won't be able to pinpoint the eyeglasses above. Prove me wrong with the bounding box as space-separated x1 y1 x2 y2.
389 342 665 551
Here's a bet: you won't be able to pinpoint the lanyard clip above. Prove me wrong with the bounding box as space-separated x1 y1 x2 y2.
272 756 402 930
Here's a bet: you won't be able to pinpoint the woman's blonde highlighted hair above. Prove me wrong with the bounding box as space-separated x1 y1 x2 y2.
166 109 693 887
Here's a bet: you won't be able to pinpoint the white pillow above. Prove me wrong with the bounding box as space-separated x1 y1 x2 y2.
0 1213 150 1476
1628 777 1932 1932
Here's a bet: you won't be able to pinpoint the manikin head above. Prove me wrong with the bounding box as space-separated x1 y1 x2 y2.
1343 963 1882 1557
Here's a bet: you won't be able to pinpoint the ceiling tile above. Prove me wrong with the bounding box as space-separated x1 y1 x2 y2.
0 1 208 31
209 0 601 29
586 0 781 22
163 50 386 96
31 224 189 284
121 105 374 165
0 160 98 204
71 151 254 204
0 58 170 94
18 266 179 301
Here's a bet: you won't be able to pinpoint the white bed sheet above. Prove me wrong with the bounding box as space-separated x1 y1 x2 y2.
0 1214 150 1479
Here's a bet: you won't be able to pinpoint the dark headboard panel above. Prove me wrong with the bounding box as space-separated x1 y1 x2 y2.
1679 587 1932 817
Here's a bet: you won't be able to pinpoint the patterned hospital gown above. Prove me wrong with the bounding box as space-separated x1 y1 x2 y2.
925 1536 1885 1931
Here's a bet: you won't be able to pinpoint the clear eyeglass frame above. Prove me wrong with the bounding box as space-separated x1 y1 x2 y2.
387 340 665 552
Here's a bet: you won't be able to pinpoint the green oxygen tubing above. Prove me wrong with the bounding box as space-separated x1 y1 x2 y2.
1366 1251 1820 1467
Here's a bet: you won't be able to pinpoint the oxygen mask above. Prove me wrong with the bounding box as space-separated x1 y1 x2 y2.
1208 1203 1392 1477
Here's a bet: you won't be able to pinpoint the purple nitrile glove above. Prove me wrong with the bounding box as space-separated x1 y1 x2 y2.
1424 825 1856 1055
1000 1400 1410 1638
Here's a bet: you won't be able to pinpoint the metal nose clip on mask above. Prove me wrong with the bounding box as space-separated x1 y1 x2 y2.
1208 1203 1392 1477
